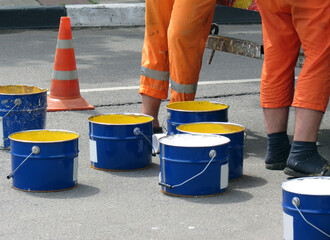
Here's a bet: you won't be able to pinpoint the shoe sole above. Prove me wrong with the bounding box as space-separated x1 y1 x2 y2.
284 166 330 178
265 162 286 170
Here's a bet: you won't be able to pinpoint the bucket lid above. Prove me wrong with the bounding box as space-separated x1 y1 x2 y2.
166 101 229 112
9 130 79 143
177 122 245 135
0 85 47 95
159 134 230 147
88 113 153 125
282 177 330 196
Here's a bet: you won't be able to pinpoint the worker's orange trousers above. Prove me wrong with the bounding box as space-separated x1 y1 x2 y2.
139 0 216 103
256 0 330 112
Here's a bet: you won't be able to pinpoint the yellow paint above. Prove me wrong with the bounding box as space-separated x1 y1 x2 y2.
0 85 47 95
10 130 79 142
89 114 153 124
233 0 254 10
167 101 228 111
177 123 244 134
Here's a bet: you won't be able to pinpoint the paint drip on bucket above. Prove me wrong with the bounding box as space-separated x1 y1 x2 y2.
0 85 47 149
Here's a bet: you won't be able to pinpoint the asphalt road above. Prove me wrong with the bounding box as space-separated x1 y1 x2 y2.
0 25 329 240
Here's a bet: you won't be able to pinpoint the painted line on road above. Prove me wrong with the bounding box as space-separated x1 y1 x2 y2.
79 78 260 93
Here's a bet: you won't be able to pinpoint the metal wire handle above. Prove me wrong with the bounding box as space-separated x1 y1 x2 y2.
292 197 330 238
159 149 217 189
133 128 156 156
0 99 22 121
7 146 40 179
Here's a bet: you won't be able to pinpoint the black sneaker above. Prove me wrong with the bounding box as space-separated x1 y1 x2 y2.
153 127 163 134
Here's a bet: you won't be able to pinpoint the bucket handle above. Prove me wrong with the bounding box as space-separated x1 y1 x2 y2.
0 99 22 121
7 146 40 179
292 197 330 238
159 149 217 189
133 128 156 156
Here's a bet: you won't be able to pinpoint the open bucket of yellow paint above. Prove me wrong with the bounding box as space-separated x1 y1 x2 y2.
166 101 229 134
177 122 245 180
0 85 47 149
8 129 79 192
89 113 154 171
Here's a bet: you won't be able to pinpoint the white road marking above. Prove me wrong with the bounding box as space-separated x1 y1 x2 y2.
79 78 260 93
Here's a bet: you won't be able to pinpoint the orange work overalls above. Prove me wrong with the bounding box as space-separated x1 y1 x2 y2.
139 0 216 103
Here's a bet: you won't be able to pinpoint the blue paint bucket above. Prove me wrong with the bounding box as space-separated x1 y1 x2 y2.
166 101 229 135
282 177 330 240
8 130 79 192
159 134 230 197
177 122 245 180
89 113 154 171
0 85 47 149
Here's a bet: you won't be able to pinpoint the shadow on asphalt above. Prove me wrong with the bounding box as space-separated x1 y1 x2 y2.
173 189 253 204
244 129 267 160
229 175 267 189
103 162 160 178
160 175 267 204
25 183 100 199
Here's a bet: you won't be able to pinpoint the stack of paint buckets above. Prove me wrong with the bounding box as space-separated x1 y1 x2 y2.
3 85 80 192
157 100 245 197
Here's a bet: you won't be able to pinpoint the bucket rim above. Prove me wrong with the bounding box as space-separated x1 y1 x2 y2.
159 133 231 147
176 122 245 135
282 177 330 196
88 113 154 125
166 101 229 113
0 85 48 95
9 129 79 143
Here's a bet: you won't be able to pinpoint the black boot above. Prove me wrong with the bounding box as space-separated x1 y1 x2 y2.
284 141 330 177
265 132 291 170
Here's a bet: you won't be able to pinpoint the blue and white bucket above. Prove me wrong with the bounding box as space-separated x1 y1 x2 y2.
159 134 230 197
166 101 229 135
0 85 47 149
89 113 154 171
8 129 79 192
282 177 330 240
176 122 245 180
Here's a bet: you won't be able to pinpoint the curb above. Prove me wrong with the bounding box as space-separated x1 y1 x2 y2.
0 5 66 29
0 4 261 29
67 3 145 27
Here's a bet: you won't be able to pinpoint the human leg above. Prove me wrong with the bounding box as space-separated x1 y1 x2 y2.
168 0 216 103
263 107 291 170
284 108 329 177
256 0 300 169
141 94 162 128
139 0 174 127
283 0 330 177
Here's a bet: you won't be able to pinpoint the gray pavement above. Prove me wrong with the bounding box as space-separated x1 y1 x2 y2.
0 0 143 7
0 24 329 240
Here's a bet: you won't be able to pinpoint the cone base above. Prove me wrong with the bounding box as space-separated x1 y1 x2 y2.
47 96 94 112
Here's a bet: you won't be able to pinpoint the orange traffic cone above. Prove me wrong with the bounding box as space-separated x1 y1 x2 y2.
47 17 94 112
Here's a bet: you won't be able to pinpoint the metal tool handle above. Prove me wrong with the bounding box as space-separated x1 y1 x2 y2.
7 146 40 179
159 149 217 189
208 23 220 65
134 128 156 156
0 98 22 121
292 197 330 238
